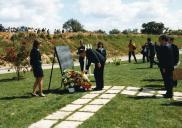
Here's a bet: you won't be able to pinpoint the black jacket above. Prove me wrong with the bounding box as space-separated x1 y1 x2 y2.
171 44 179 66
30 48 42 68
96 48 107 59
158 45 174 69
86 49 105 70
148 42 155 56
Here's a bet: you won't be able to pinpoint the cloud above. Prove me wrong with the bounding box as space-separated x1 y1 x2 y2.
0 0 64 30
78 0 182 31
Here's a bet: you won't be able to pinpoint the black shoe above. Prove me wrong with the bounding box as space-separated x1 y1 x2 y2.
93 88 100 91
163 94 173 98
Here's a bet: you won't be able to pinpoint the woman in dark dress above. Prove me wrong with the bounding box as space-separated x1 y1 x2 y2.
30 40 45 97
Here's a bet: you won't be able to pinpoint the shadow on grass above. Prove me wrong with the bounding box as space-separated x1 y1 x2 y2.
44 88 86 95
161 101 182 106
142 79 163 82
143 84 164 89
0 77 25 83
0 95 33 100
127 96 157 100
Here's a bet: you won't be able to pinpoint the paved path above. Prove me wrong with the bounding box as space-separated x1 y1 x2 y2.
29 86 182 128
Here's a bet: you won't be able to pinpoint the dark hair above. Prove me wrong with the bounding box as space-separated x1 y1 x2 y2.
147 38 151 42
33 40 40 48
159 35 169 42
169 36 174 41
97 42 104 48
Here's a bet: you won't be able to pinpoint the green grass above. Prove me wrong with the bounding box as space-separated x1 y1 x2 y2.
0 58 182 128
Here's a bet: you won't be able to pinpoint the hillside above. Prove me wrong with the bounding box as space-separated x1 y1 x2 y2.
0 32 182 66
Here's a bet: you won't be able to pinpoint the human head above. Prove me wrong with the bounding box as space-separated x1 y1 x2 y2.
97 42 104 48
129 39 132 44
147 38 151 42
33 40 41 49
158 35 168 45
169 36 174 44
80 40 84 46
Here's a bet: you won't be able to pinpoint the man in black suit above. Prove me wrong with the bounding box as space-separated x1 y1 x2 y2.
169 37 179 87
158 35 174 98
77 41 85 72
80 48 106 90
147 38 156 68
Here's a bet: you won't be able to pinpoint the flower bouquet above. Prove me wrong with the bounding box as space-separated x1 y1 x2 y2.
62 69 92 92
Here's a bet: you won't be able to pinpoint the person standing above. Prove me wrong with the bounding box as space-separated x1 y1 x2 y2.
80 48 106 90
158 35 174 98
77 40 85 72
141 43 149 63
128 39 137 63
147 38 156 68
169 37 179 87
30 40 45 97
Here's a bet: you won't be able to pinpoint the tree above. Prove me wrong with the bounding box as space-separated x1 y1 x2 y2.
0 24 5 32
109 29 120 34
63 19 85 32
94 29 106 34
0 42 30 80
141 21 165 34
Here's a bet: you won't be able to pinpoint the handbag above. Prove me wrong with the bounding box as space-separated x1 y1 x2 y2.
173 68 182 80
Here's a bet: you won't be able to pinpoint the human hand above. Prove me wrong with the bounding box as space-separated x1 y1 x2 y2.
97 63 101 68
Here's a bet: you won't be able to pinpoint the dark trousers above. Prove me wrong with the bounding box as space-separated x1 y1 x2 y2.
94 63 105 89
142 53 149 63
79 58 84 72
149 55 155 68
128 51 137 63
163 68 174 96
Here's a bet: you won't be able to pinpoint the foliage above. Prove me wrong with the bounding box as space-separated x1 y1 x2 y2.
109 29 121 34
0 24 5 32
63 19 85 32
141 21 165 34
94 29 106 34
0 42 30 80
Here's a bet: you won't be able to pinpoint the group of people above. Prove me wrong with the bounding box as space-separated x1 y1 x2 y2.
29 34 179 98
77 41 107 91
127 35 180 98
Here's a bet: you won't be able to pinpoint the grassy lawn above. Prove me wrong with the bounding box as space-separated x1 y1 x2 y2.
0 57 182 128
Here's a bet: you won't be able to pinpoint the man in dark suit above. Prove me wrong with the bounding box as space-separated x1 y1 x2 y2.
80 48 106 90
169 37 179 87
147 38 156 68
77 41 85 72
158 35 174 98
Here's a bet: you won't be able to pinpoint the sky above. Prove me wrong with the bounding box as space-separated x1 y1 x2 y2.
0 0 182 32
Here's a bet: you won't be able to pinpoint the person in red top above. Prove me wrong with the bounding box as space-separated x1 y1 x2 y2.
128 39 137 63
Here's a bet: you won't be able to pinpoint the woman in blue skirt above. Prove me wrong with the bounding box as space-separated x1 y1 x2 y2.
30 40 45 97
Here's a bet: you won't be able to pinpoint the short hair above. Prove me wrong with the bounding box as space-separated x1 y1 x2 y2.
97 42 104 48
147 38 151 42
159 35 169 42
33 40 40 48
169 36 174 41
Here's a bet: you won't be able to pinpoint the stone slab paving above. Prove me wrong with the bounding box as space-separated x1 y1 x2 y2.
45 111 72 120
72 98 92 105
103 86 112 90
54 121 83 128
110 86 125 90
105 89 121 94
173 97 182 101
99 94 117 99
137 92 154 97
174 92 182 97
79 105 103 113
121 90 138 96
89 99 111 105
90 90 105 94
66 112 94 121
29 119 57 128
142 88 156 94
126 87 141 91
60 104 83 112
81 93 100 99
155 94 163 98
157 90 167 95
